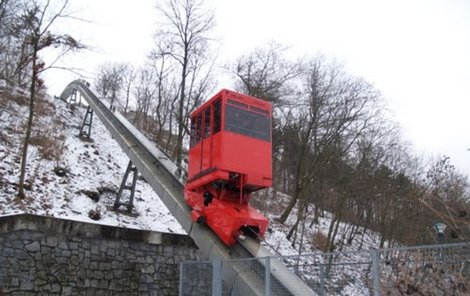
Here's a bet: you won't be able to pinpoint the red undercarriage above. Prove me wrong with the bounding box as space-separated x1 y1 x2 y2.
184 180 268 246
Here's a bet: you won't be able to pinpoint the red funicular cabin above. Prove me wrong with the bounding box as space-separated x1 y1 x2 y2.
185 89 272 246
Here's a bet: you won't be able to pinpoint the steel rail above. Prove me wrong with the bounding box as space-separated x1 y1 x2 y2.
60 80 315 296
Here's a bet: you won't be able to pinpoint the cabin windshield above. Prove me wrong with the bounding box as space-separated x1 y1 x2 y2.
224 104 271 141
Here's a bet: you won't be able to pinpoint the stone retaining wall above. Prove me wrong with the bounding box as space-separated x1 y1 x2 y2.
0 214 200 295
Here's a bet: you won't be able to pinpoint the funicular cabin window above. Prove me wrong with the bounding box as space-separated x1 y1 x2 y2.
213 99 221 134
204 107 211 138
191 112 202 146
190 118 197 147
224 104 271 141
250 106 270 116
227 99 248 109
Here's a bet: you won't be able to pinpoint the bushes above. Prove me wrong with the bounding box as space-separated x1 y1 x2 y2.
312 231 328 251
28 118 66 163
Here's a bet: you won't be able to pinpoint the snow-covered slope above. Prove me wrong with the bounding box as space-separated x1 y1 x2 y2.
0 92 184 234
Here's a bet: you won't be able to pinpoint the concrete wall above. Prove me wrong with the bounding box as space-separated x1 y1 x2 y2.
0 214 200 295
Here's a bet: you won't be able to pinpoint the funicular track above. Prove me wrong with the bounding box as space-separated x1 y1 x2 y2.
60 80 315 296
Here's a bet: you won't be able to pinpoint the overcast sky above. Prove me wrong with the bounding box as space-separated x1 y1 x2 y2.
44 0 470 176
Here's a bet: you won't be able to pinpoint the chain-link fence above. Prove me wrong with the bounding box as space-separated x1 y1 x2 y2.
180 242 470 296
379 243 470 295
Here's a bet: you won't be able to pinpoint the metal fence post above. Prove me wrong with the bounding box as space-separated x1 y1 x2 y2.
319 264 325 296
370 248 381 296
212 259 222 296
265 257 271 296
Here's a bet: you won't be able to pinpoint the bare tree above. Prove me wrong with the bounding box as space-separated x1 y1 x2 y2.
0 0 8 21
17 0 85 199
0 0 17 83
0 0 14 66
233 42 302 107
134 66 157 131
94 62 125 108
121 63 136 114
147 39 178 148
0 0 34 87
155 0 215 166
274 57 387 251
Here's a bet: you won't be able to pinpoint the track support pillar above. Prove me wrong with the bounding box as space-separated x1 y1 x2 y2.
78 106 93 138
114 160 138 212
68 89 78 105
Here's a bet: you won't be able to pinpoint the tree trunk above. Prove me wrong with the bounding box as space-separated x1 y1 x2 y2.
310 205 321 227
18 40 38 199
110 89 116 109
329 217 341 252
325 216 337 252
347 223 359 245
165 101 175 154
175 52 188 167
124 80 131 114
326 191 347 252
297 205 309 254
278 130 312 224
287 200 308 248
278 193 298 224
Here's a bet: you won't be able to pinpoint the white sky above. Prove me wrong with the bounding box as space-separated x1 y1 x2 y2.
44 0 470 176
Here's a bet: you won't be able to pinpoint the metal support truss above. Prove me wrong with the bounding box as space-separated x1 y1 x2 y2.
78 106 93 138
68 89 78 105
114 160 138 212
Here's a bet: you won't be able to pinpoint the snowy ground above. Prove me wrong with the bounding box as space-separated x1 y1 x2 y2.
0 92 184 234
0 90 385 295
